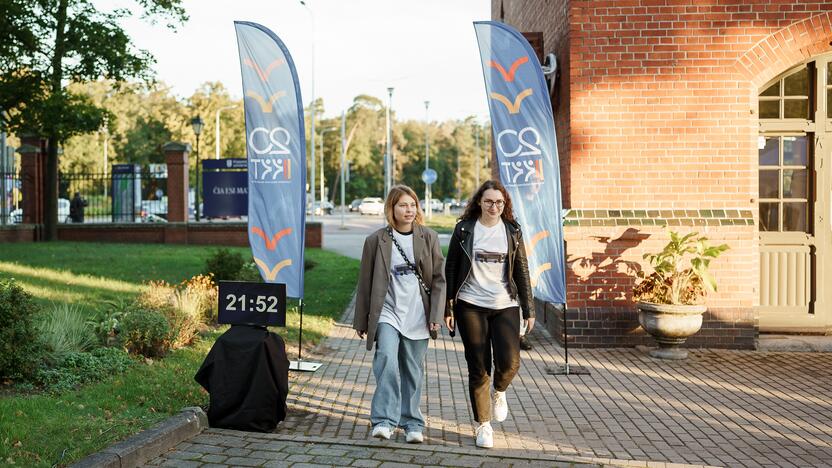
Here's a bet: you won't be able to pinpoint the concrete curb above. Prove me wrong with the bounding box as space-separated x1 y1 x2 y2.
70 407 208 468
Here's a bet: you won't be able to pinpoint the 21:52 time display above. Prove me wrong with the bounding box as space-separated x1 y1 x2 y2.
225 294 280 313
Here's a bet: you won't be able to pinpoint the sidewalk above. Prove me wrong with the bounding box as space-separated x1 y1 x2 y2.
149 302 832 467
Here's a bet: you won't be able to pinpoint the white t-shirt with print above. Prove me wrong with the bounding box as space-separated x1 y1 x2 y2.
378 229 429 340
457 220 518 310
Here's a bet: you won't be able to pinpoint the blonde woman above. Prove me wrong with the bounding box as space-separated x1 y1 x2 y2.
353 185 446 443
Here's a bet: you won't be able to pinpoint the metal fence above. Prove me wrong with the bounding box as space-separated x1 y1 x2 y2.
58 169 168 223
1 170 21 225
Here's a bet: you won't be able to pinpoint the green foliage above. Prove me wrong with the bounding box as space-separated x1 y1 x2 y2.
37 303 96 364
1 0 187 236
0 279 43 381
118 305 172 358
634 231 730 305
89 298 131 346
167 275 215 340
33 347 134 393
237 261 263 282
0 245 357 466
203 248 246 282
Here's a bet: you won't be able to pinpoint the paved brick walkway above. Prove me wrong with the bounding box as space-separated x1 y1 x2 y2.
150 301 832 467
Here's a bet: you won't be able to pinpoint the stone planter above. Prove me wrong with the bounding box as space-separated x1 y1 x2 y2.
637 301 706 360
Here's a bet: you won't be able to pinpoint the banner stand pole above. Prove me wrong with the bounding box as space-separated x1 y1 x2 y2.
290 299 321 372
546 302 590 376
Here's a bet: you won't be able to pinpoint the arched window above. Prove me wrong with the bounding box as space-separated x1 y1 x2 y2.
757 62 816 233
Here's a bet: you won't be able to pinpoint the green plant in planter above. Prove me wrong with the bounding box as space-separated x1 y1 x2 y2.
633 231 730 305
633 231 731 359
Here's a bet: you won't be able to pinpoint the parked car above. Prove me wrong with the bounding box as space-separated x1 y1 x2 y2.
443 198 465 211
305 200 333 215
7 198 71 223
420 198 443 212
358 197 384 216
349 199 363 212
313 201 334 215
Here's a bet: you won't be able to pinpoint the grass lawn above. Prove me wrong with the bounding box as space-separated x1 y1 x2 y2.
424 214 458 234
0 242 359 467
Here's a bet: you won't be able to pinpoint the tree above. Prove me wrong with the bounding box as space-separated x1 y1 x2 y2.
0 0 187 240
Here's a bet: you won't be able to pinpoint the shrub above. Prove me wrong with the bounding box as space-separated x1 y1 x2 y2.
203 248 245 282
179 274 217 322
138 280 176 311
135 275 215 346
90 298 131 346
118 305 172 357
167 275 215 345
37 303 96 364
0 279 43 381
237 261 263 282
34 347 135 393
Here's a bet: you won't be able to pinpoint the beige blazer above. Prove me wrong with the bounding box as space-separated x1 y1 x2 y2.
353 224 447 350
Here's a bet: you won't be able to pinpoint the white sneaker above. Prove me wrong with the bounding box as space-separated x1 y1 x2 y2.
493 390 508 422
475 422 493 448
371 425 392 440
405 431 424 443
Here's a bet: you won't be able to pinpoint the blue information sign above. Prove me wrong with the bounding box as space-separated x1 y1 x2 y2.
421 168 438 185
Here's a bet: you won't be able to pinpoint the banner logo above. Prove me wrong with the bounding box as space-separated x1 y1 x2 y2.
489 56 529 82
243 58 286 81
490 89 533 114
246 90 287 113
251 227 292 251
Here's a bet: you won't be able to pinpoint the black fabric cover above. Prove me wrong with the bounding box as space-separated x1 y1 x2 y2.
194 325 289 432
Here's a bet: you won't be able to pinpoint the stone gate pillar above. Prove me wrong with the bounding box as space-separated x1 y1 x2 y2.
17 135 46 226
163 142 190 223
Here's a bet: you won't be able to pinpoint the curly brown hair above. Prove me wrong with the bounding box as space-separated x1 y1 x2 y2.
459 180 515 223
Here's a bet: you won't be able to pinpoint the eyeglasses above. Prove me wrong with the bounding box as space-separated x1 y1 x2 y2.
481 199 505 208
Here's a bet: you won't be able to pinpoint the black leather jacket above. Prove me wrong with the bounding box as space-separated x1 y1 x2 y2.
444 218 535 319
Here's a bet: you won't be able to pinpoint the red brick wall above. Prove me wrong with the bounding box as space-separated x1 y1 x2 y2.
497 0 832 348
0 226 35 243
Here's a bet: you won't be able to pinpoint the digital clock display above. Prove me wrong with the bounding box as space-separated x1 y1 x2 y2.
218 281 286 326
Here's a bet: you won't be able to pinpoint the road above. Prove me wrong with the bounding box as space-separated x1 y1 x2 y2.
315 212 450 259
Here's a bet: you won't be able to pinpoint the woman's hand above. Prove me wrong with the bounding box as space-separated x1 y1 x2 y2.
429 322 441 331
444 316 455 332
356 330 366 339
524 317 535 333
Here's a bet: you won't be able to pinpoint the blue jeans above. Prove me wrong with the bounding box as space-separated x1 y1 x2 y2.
370 322 429 432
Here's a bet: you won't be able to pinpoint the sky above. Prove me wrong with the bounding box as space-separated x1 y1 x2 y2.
118 0 492 122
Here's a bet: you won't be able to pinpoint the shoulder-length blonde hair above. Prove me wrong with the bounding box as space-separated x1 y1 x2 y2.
384 185 424 227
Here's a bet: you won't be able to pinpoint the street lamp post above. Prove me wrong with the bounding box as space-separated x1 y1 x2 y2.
0 107 6 225
299 1 316 221
215 105 237 160
475 125 480 189
424 100 431 220
191 115 205 222
385 87 394 196
101 116 109 199
320 127 336 207
340 110 346 229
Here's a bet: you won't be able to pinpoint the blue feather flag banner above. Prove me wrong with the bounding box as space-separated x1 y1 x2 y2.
474 21 566 304
235 21 306 298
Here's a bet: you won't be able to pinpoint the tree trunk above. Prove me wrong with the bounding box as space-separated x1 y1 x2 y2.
44 0 69 240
